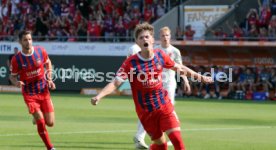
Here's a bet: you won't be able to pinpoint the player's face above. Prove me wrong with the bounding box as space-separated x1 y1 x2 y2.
20 34 33 50
160 30 171 45
136 30 154 51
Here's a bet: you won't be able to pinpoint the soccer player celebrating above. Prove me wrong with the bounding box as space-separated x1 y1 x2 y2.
9 30 56 150
132 26 192 149
91 23 212 150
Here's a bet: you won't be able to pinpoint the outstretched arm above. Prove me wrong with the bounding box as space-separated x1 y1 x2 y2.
182 76 191 94
91 79 123 105
173 63 213 83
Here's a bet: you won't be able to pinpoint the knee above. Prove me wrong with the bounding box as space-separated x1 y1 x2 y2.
152 134 166 145
46 121 54 127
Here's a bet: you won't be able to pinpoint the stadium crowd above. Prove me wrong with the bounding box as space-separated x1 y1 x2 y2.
176 0 276 41
0 0 170 41
176 66 276 100
2 0 276 41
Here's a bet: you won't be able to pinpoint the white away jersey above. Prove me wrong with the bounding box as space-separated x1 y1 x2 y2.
154 44 182 86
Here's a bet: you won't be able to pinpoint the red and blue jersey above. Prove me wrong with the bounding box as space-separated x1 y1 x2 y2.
116 49 175 114
10 46 49 95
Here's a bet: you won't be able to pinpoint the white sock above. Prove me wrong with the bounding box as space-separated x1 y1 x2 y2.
135 120 146 140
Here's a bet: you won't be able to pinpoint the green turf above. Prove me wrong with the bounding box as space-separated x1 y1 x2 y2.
0 93 276 150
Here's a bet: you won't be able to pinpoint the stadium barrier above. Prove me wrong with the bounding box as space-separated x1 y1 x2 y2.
80 88 120 96
1 41 276 93
173 41 276 67
0 85 21 93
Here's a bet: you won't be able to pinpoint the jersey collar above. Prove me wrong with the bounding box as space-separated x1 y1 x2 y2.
137 51 155 61
21 46 34 56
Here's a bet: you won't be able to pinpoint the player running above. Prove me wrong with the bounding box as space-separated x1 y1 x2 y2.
9 30 56 150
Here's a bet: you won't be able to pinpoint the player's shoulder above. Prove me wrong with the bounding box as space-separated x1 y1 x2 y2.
10 51 22 64
11 52 20 61
170 45 180 52
128 44 141 53
126 53 139 62
153 48 165 55
127 44 141 56
33 45 47 53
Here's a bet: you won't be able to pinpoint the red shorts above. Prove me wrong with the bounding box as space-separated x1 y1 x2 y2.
139 104 180 140
23 91 54 114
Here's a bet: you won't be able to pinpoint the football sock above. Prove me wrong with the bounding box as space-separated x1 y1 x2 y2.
36 118 53 149
168 131 185 150
150 142 168 150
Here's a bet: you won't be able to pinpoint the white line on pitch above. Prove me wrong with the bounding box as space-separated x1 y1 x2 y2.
0 126 274 137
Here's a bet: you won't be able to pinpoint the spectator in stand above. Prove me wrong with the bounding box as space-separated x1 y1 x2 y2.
184 24 195 40
10 0 20 16
87 19 102 41
259 27 269 40
104 0 115 16
256 66 271 98
76 0 89 19
143 4 154 23
204 22 228 40
123 12 132 38
47 18 58 41
175 26 183 40
227 67 241 98
155 0 166 19
204 66 222 100
52 0 61 17
269 68 276 99
191 66 205 97
246 8 259 31
42 1 54 18
114 16 126 41
248 24 259 40
4 19 14 41
132 6 142 20
67 26 77 42
25 14 36 32
95 8 105 23
238 68 256 92
268 15 276 40
227 21 244 40
68 0 76 16
19 0 30 16
258 3 272 28
77 18 87 41
13 16 24 38
35 10 49 39
129 16 140 37
103 14 114 42
271 0 276 15
60 2 69 17
1 1 11 25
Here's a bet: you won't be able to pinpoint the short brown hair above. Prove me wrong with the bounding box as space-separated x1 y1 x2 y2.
134 22 154 40
18 30 32 40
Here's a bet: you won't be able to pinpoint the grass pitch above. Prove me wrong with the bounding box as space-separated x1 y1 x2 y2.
0 93 276 150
